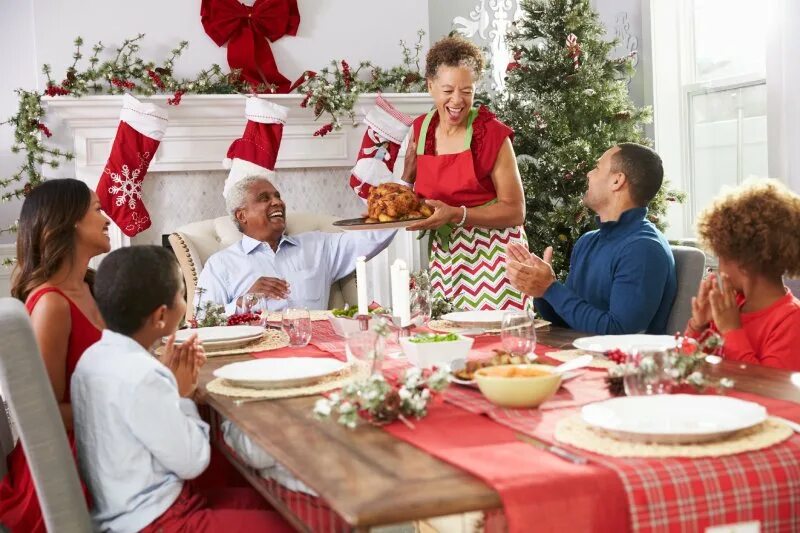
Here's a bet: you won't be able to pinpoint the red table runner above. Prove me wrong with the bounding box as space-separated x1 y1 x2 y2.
248 325 800 532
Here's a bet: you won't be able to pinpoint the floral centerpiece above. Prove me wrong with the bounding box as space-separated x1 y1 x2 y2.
313 367 449 429
605 332 732 396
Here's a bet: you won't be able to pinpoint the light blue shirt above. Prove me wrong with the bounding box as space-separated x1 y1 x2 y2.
196 230 395 314
71 330 210 533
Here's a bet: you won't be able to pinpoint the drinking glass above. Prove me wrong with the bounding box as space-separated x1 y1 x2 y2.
281 308 312 347
623 349 675 396
501 311 537 359
238 292 267 325
409 287 432 328
345 330 383 375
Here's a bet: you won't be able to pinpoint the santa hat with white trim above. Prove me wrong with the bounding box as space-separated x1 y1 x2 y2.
222 96 290 199
349 95 414 200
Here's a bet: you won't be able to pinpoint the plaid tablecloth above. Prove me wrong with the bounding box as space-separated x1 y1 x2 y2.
445 377 800 533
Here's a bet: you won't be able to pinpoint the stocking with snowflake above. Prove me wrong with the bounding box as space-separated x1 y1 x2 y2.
96 94 169 237
349 95 414 200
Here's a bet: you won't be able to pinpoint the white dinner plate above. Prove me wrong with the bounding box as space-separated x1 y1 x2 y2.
581 395 767 444
441 310 515 329
572 334 679 354
169 325 265 345
213 357 348 389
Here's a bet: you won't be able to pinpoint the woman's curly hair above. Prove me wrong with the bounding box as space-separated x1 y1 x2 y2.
425 35 485 80
696 178 800 278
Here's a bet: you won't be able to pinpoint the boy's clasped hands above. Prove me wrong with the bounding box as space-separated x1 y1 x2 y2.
161 333 206 398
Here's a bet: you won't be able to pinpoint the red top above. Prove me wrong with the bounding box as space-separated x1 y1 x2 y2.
0 286 100 533
412 106 514 198
686 291 800 371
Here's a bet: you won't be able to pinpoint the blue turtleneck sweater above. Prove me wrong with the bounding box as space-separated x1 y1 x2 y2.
535 207 676 334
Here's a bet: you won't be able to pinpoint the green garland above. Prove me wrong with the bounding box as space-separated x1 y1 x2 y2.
0 32 427 227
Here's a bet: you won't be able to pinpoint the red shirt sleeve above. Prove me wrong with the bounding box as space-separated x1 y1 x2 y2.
723 310 800 370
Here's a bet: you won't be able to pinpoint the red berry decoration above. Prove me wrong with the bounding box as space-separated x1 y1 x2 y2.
604 348 627 365
227 312 261 326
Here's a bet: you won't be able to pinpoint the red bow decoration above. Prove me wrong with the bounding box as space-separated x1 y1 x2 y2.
201 0 300 92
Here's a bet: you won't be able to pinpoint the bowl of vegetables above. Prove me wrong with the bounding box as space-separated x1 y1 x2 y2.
399 333 474 369
327 306 387 337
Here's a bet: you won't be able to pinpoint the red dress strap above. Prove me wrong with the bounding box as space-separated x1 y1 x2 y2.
25 286 102 401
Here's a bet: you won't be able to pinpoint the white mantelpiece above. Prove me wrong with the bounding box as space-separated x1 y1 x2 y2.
44 93 432 188
44 93 433 305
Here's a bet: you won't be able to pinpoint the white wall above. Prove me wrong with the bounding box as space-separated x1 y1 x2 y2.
0 0 430 243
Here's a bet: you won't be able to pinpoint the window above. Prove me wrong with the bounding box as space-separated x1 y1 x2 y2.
651 0 769 236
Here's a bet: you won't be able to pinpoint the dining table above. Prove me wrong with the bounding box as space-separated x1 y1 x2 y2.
196 325 800 532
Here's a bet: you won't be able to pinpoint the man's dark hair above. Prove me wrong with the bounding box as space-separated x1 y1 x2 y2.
612 143 664 207
94 246 184 335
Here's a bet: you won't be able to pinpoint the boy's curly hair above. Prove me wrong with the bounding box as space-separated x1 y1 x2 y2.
425 35 485 80
696 178 800 278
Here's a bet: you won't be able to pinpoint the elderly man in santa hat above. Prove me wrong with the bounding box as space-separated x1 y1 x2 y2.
196 97 397 315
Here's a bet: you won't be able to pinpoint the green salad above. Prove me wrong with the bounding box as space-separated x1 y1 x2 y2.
408 333 460 344
331 306 386 318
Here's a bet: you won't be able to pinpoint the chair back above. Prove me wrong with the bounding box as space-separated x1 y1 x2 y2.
666 246 706 334
0 298 92 532
169 213 357 320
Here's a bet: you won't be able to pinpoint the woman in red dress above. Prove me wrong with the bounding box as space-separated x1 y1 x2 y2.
0 178 111 532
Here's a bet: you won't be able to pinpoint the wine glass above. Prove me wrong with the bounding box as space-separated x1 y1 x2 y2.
345 330 383 376
623 348 675 396
409 287 432 327
501 311 537 359
239 292 267 325
281 308 312 347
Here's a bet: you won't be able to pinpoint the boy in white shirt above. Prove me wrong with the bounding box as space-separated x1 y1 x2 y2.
71 245 290 532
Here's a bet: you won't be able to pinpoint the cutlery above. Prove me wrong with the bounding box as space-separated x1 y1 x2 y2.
774 416 800 433
233 397 273 406
515 433 588 465
552 354 594 375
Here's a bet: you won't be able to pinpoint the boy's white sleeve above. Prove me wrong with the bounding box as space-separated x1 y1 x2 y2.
126 370 211 480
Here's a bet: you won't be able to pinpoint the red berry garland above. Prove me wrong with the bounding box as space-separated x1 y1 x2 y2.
313 123 334 137
147 69 165 90
168 90 185 106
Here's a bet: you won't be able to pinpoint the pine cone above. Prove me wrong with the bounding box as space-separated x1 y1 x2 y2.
313 97 327 117
605 375 625 396
372 389 401 423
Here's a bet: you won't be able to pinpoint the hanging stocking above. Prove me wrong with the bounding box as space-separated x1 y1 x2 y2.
96 94 168 237
349 95 414 201
222 97 289 199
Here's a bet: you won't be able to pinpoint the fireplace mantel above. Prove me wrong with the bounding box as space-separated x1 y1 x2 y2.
44 93 432 187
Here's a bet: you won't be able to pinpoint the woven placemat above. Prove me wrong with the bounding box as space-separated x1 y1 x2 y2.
206 364 368 399
156 329 290 358
428 319 550 335
265 309 329 323
554 414 794 458
547 349 618 369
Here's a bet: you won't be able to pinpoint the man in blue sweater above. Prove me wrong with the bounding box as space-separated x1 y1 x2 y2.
506 143 677 334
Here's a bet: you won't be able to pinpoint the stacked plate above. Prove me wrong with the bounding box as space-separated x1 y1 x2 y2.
572 334 679 354
440 310 510 330
213 357 348 389
169 325 264 352
581 395 767 444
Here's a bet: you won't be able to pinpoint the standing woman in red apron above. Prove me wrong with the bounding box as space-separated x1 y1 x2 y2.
405 36 529 311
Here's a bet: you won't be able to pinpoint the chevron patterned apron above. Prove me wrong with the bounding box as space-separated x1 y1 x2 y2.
415 109 529 311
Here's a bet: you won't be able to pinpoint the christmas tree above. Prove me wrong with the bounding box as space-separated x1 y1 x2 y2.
493 0 684 278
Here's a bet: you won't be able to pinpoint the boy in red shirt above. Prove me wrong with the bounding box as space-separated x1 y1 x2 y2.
686 178 800 370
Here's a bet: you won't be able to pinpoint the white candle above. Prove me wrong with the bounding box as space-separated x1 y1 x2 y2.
390 259 401 319
396 261 411 327
355 256 368 316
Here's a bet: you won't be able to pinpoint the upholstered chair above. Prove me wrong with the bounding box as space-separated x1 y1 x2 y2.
168 213 357 321
0 298 92 532
665 245 707 335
